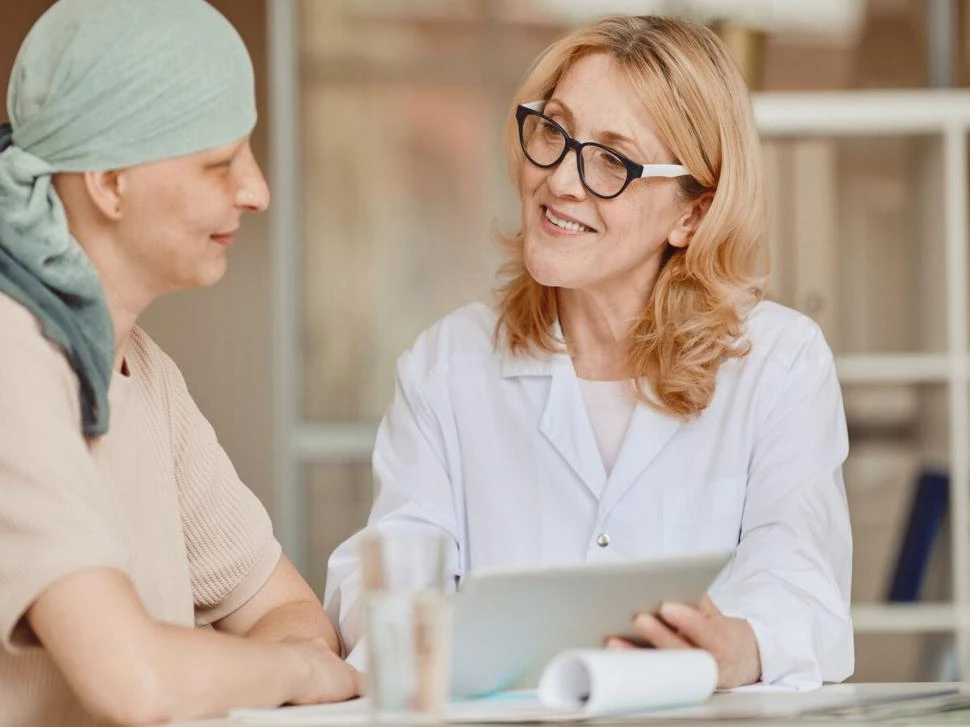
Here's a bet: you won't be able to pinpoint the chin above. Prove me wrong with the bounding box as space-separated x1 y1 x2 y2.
191 258 230 289
523 236 576 288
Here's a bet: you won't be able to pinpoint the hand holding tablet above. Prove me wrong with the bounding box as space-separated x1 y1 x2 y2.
449 551 733 697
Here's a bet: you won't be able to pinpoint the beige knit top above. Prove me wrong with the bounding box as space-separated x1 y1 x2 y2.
0 294 282 726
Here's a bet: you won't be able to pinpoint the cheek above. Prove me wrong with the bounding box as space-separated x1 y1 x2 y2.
519 163 545 199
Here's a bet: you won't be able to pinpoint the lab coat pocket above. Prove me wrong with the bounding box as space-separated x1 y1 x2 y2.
661 476 746 554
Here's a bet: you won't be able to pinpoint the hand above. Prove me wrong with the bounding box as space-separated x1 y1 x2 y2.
286 638 362 705
607 597 761 689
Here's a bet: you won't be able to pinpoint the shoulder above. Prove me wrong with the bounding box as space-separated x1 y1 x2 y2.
731 300 842 424
742 300 833 374
0 293 78 397
0 292 43 340
127 326 192 402
401 301 500 378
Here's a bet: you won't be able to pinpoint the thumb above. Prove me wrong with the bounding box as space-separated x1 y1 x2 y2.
698 596 721 617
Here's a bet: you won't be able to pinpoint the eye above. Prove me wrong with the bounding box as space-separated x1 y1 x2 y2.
538 121 560 139
603 152 626 169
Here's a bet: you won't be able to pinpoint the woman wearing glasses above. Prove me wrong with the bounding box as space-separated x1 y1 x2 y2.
327 15 852 689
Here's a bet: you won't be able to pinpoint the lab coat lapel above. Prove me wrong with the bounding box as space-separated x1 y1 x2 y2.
599 401 682 516
538 362 608 499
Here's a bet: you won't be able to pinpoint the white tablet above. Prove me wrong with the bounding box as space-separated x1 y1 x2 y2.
448 550 732 698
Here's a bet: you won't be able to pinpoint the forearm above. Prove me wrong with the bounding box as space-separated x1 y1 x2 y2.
29 569 328 726
243 599 341 654
138 621 311 723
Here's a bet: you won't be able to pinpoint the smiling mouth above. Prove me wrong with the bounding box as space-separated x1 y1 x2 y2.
543 206 596 233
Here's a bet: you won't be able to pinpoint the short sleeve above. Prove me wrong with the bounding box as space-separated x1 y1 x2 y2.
155 345 281 625
0 298 130 651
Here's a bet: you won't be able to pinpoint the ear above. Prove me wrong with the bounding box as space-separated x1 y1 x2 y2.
82 170 126 221
668 192 713 249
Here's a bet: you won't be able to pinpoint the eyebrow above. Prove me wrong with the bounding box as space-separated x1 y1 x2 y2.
206 139 246 162
544 98 645 157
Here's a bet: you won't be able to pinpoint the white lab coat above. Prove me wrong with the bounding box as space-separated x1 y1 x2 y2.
325 300 853 689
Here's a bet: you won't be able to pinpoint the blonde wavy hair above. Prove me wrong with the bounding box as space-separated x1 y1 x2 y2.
495 15 766 419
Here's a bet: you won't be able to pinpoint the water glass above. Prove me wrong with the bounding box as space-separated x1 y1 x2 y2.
360 529 451 721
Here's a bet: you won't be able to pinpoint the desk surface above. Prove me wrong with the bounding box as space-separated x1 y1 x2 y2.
171 683 969 726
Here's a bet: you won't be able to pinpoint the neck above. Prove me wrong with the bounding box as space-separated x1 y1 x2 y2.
558 276 655 381
101 276 150 373
76 235 158 373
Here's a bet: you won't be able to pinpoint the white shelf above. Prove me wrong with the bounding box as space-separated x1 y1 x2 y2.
754 90 970 136
852 603 957 633
293 423 378 462
834 354 955 384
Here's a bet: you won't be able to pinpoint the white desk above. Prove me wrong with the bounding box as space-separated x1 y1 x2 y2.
170 682 968 726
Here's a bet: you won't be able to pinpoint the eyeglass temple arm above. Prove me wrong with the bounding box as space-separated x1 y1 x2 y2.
639 164 689 179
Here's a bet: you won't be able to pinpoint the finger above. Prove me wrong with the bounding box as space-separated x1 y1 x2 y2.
604 637 634 650
633 612 691 649
658 602 714 648
698 596 721 617
352 666 365 697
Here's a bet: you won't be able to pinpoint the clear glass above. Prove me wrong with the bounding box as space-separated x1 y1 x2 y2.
361 530 452 721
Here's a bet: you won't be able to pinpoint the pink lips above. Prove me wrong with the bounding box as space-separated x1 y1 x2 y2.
210 230 238 246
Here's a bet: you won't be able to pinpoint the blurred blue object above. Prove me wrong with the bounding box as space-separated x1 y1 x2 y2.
887 470 949 602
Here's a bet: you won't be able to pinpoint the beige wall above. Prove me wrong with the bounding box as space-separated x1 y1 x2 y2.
2 1 276 517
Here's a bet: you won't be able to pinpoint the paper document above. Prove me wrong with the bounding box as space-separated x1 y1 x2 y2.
230 649 717 723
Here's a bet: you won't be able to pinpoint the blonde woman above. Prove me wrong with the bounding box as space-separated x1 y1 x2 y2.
327 15 852 689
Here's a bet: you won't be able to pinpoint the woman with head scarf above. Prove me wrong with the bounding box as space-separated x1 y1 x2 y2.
326 15 853 690
0 1 358 723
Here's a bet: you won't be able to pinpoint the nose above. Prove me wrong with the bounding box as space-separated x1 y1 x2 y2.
545 148 586 201
235 143 271 212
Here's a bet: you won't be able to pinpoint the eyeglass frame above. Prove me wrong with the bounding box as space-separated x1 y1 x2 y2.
515 100 690 200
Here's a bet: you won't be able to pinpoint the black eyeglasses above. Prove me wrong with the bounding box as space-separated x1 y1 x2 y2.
515 101 690 199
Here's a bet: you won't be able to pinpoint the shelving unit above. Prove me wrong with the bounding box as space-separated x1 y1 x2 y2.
853 603 957 634
756 90 970 677
270 0 970 679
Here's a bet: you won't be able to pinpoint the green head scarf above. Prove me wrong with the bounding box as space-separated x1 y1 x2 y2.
0 0 257 436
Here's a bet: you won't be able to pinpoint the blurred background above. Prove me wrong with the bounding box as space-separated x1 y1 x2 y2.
6 0 970 684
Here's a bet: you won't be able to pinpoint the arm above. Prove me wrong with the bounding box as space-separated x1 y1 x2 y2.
624 324 852 689
151 337 344 652
215 553 341 654
0 313 356 725
325 346 463 661
710 326 853 688
28 568 357 726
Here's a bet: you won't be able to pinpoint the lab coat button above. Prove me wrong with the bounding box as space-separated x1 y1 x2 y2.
596 533 610 548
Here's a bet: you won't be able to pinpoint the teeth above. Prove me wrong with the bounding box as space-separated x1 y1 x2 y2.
545 208 591 233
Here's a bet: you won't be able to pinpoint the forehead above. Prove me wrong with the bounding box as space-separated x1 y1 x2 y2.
126 137 246 176
548 53 663 154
